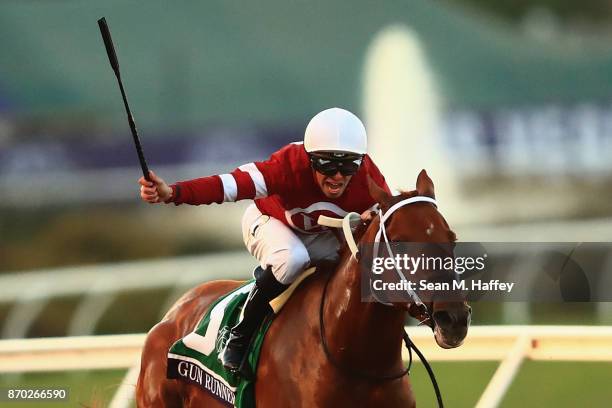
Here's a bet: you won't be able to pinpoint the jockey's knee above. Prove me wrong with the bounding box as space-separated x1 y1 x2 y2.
271 246 310 285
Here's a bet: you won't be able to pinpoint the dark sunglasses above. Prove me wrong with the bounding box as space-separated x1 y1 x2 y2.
310 154 363 176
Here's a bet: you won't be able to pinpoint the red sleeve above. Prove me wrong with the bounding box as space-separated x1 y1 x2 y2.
253 144 295 197
167 168 264 206
170 176 224 205
232 169 256 200
167 144 294 205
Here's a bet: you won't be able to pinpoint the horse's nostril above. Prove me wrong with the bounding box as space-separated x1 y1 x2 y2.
433 310 453 327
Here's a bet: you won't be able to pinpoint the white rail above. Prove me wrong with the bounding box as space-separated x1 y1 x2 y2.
1 326 611 408
475 335 530 408
0 253 253 304
0 333 145 373
2 326 612 373
0 252 255 339
2 242 612 342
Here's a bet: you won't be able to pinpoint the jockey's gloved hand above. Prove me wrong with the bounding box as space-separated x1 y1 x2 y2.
360 209 376 222
139 171 173 204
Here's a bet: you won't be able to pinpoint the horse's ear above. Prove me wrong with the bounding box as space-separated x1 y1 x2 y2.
367 175 391 204
416 169 435 199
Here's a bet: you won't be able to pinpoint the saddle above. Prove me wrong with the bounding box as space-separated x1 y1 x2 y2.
256 265 316 313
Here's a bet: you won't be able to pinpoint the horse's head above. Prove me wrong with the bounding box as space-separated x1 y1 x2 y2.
367 170 471 349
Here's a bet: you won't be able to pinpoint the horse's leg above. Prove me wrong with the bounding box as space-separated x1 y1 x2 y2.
136 320 228 408
255 275 417 408
136 280 244 407
136 320 182 407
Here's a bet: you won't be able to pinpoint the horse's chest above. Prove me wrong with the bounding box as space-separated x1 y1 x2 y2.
303 374 415 408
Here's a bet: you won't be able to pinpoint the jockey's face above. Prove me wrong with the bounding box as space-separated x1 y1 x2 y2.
314 171 353 198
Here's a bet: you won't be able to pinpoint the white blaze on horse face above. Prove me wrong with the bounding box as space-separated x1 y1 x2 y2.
426 223 434 236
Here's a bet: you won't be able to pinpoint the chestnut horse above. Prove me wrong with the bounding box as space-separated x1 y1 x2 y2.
136 170 471 407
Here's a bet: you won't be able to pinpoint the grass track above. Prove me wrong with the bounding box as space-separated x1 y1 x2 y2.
410 361 612 407
1 362 611 407
0 369 126 407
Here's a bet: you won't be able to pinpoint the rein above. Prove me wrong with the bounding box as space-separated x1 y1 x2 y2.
320 196 437 319
318 262 444 407
319 269 413 382
317 196 444 407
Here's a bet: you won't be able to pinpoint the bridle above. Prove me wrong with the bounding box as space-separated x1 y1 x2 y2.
319 268 413 381
322 195 439 325
317 195 444 406
372 196 438 327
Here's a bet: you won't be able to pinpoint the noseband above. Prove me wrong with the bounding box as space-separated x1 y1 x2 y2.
372 196 438 327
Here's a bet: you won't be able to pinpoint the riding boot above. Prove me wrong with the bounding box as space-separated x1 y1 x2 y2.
220 266 289 373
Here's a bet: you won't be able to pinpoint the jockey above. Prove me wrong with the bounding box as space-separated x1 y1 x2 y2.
138 107 390 373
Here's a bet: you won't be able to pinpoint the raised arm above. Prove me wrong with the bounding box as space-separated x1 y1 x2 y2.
168 162 271 206
137 144 296 206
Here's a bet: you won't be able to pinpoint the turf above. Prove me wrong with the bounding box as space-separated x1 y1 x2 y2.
410 361 612 407
0 369 126 407
501 361 612 408
410 361 499 407
1 362 611 407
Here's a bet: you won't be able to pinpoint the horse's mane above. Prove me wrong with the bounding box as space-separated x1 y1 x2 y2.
360 189 457 243
336 188 458 261
393 189 419 201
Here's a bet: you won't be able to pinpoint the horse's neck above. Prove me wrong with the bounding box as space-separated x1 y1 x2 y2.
323 221 406 371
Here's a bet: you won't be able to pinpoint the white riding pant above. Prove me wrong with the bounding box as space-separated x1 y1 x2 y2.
241 204 340 285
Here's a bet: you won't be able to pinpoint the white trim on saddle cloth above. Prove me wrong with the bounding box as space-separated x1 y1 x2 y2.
181 266 317 357
183 282 254 356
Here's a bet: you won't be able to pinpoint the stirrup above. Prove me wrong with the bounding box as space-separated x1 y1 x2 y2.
221 330 257 381
221 335 246 369
235 350 255 381
223 353 255 381
221 267 288 378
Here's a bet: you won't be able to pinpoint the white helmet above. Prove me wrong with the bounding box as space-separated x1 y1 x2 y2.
304 107 367 155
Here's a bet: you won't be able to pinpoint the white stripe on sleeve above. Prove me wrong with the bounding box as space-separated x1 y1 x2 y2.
219 173 238 202
238 163 268 198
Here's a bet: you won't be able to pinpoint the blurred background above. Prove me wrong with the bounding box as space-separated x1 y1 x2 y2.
1 0 611 407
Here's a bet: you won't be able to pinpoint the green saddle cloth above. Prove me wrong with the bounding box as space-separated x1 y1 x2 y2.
167 280 272 407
